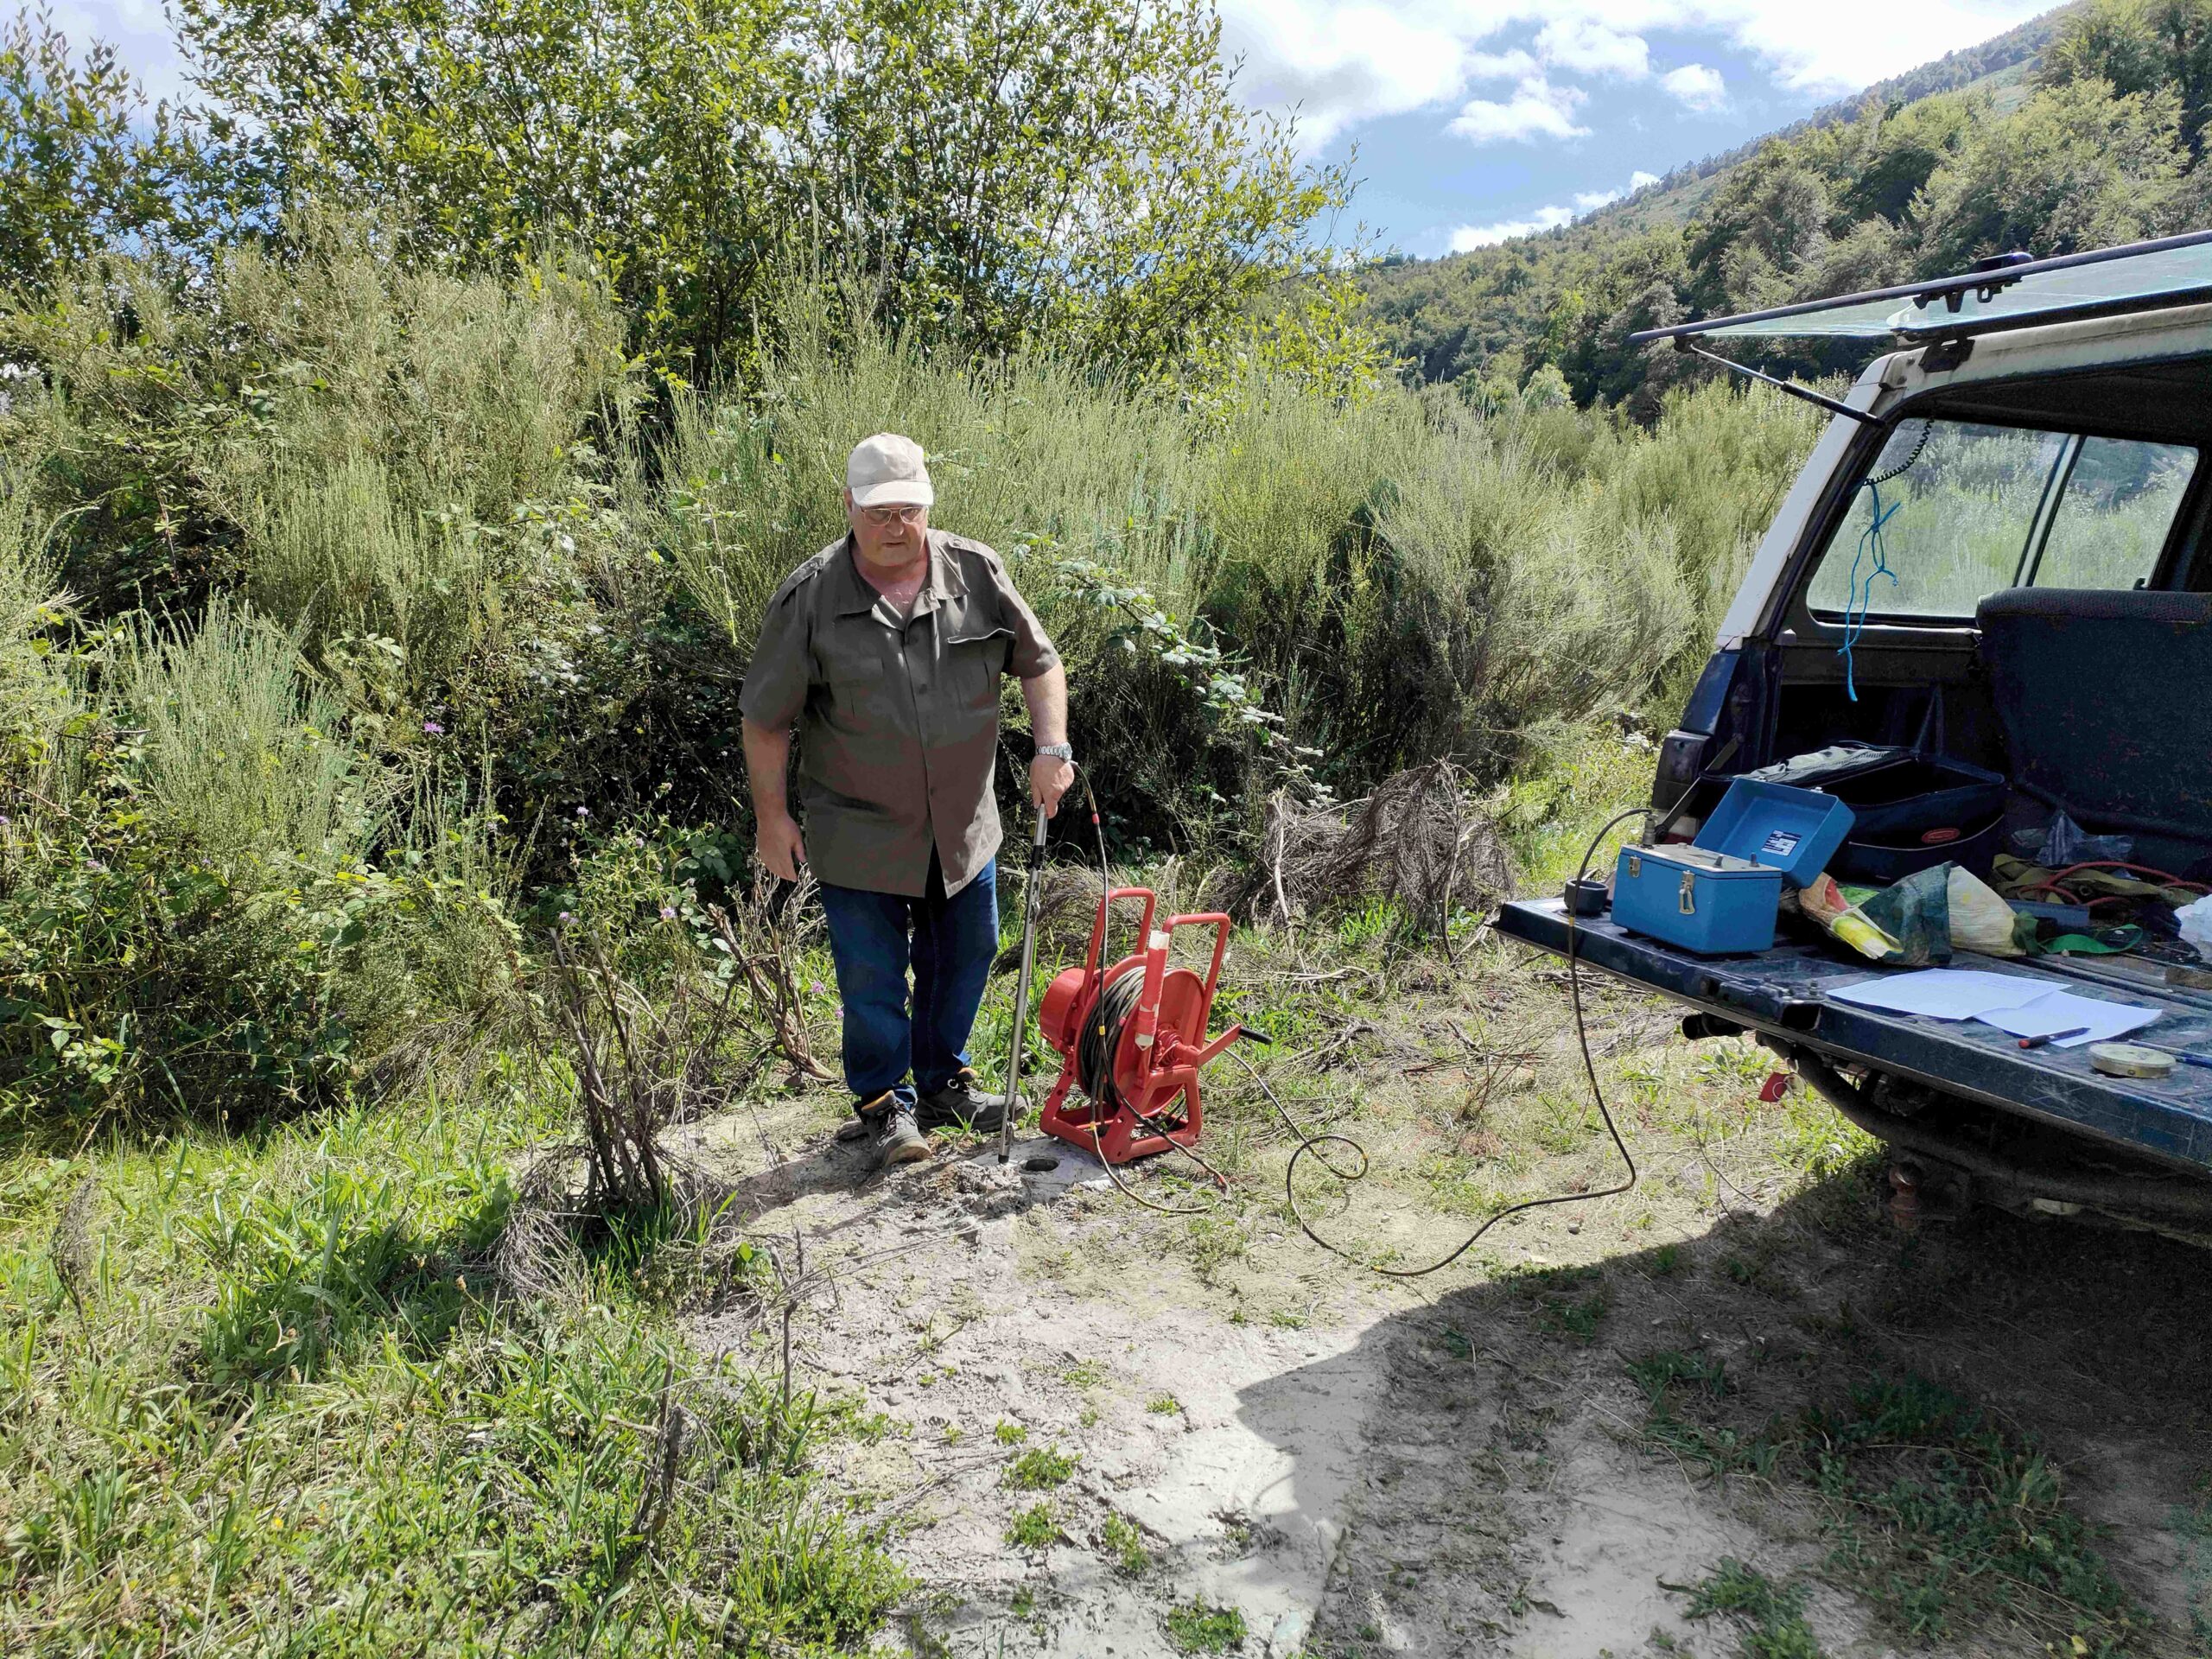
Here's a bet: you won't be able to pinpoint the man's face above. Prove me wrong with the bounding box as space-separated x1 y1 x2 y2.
846 491 929 566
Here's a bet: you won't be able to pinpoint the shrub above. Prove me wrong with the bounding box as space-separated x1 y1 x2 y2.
0 572 519 1125
670 312 1818 849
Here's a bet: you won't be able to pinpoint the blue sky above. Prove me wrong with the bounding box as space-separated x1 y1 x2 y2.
1224 1 2058 255
61 0 2059 259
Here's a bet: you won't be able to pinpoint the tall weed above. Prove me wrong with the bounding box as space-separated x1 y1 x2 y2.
0 590 518 1124
107 603 377 869
672 315 1819 832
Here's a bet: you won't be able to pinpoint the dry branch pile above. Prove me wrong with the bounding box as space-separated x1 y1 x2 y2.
1260 760 1512 937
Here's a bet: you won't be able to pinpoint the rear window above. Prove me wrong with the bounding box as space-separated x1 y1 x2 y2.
1804 418 2198 620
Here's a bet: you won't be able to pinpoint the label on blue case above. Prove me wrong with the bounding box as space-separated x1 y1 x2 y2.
1758 830 1802 859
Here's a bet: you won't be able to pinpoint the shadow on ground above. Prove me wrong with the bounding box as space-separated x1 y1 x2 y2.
1236 1166 2212 1656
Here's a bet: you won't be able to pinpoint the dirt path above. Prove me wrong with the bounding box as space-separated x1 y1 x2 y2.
682 965 2212 1658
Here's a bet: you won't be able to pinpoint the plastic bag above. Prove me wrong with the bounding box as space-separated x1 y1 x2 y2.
1947 866 2028 957
2181 894 2212 963
2037 810 2134 868
1859 864 1954 965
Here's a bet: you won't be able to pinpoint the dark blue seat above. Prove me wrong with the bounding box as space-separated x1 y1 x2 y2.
1976 587 2212 842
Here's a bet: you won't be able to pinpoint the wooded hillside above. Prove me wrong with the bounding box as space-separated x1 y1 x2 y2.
1363 0 2212 413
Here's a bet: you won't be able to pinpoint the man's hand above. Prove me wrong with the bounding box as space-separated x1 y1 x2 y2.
1030 755 1074 818
756 809 807 881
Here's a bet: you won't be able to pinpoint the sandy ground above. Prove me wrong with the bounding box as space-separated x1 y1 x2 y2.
682 957 2212 1659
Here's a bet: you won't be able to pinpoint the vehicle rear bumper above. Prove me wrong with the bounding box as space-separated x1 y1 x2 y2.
1494 896 2212 1176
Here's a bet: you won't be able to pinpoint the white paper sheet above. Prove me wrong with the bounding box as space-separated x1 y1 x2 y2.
1826 969 2063 1021
1973 988 2162 1047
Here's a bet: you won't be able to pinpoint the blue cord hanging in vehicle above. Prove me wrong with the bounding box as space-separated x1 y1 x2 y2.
1837 482 1900 702
1835 418 1934 702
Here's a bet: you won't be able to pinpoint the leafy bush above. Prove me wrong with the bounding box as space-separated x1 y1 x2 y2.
0 512 519 1125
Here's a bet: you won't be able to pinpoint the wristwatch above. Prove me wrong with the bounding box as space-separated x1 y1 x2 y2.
1035 742 1075 763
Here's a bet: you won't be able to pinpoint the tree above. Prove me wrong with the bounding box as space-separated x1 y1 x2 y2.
173 0 802 382
1682 152 1835 315
1836 94 1975 223
2041 0 2212 155
0 7 232 297
1910 79 2186 270
173 0 1351 377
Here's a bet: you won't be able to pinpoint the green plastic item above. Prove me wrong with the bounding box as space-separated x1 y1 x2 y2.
2034 926 2145 956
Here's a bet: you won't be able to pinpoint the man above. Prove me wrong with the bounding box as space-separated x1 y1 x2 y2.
740 433 1075 1167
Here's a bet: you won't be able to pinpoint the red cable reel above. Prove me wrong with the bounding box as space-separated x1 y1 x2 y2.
1036 887 1246 1164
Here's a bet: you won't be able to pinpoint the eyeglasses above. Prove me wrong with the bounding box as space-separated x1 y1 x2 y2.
861 505 927 528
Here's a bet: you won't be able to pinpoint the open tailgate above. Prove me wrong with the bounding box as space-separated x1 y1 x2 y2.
1494 896 2212 1175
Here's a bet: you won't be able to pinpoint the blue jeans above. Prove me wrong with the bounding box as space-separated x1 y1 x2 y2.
818 855 998 1111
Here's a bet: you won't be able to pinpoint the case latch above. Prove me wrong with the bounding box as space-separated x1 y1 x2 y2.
1678 870 1697 914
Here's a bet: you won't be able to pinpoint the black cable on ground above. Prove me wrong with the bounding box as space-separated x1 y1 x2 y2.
1233 805 1648 1277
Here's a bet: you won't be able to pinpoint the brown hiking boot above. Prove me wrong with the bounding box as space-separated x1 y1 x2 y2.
853 1092 928 1168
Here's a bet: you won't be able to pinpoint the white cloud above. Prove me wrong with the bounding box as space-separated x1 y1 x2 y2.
1464 48 1541 79
1219 0 2055 150
1535 18 1651 79
1451 207 1577 250
1221 3 1505 147
1447 76 1588 143
1446 165 1662 250
1661 61 1727 109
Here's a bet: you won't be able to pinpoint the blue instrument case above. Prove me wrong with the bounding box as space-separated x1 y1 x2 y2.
1613 779 1854 955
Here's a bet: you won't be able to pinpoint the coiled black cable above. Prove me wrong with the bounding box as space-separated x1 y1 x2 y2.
1075 970 1143 1105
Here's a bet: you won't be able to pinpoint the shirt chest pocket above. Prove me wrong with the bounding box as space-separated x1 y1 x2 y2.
934 611 1014 750
941 620 1013 711
820 652 887 733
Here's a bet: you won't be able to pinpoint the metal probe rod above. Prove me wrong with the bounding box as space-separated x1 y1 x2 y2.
999 808 1051 1164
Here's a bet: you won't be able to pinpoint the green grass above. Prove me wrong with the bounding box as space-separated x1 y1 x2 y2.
1006 1502 1059 1549
1506 1264 1611 1344
1101 1512 1151 1576
1147 1393 1181 1415
1163 1599 1247 1653
2178 1484 2212 1649
0 1084 905 1655
1003 1445 1078 1491
1675 1559 1828 1659
994 1420 1028 1446
1534 1288 1609 1343
1060 1358 1109 1389
1631 1359 2147 1652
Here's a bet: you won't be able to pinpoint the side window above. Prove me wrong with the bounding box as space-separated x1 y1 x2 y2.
2032 437 2196 589
1806 420 2198 620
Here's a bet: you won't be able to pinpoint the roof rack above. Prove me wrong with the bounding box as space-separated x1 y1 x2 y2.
1628 229 2212 347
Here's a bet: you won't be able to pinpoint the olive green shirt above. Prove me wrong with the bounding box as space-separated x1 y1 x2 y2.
740 531 1060 898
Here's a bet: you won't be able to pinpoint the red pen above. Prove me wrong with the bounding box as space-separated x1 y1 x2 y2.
2018 1027 2091 1050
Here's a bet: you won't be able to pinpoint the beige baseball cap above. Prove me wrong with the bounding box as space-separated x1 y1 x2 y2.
846 432 935 509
